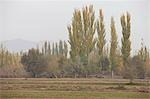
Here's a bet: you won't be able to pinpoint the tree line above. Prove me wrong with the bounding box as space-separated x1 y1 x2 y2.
0 5 150 79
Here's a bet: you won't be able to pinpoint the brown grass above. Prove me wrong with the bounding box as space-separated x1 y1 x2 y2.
0 78 149 99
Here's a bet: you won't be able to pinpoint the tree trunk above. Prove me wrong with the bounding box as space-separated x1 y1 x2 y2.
129 78 133 84
85 74 88 78
74 73 77 78
111 70 114 78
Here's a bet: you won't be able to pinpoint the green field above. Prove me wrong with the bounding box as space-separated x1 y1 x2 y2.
0 78 149 99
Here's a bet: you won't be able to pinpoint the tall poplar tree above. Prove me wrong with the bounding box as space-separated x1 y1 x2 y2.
121 12 131 79
110 17 118 78
68 9 81 62
48 42 51 55
55 43 59 56
63 41 68 58
52 43 55 55
59 40 63 55
68 5 96 62
44 41 48 55
97 9 106 71
68 5 96 77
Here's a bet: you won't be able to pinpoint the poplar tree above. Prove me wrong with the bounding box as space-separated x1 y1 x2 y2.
82 5 96 58
97 9 106 71
0 44 4 67
110 17 118 78
44 41 48 55
63 41 68 58
121 12 131 79
55 43 59 56
59 40 63 55
48 42 51 55
138 40 149 78
68 5 96 62
68 9 82 62
68 5 96 77
52 43 55 55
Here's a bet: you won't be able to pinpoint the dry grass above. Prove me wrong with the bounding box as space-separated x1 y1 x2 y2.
0 78 150 99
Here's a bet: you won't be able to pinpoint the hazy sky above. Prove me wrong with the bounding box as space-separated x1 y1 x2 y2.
0 0 149 52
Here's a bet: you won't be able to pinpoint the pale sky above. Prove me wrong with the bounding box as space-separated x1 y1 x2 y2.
0 0 150 53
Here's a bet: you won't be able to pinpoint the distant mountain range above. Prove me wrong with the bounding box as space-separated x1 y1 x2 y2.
1 39 37 52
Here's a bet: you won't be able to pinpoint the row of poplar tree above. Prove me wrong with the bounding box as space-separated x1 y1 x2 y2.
0 45 24 77
0 5 149 79
67 5 149 79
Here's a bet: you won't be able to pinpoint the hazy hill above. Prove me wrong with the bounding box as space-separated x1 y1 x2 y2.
1 39 37 53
